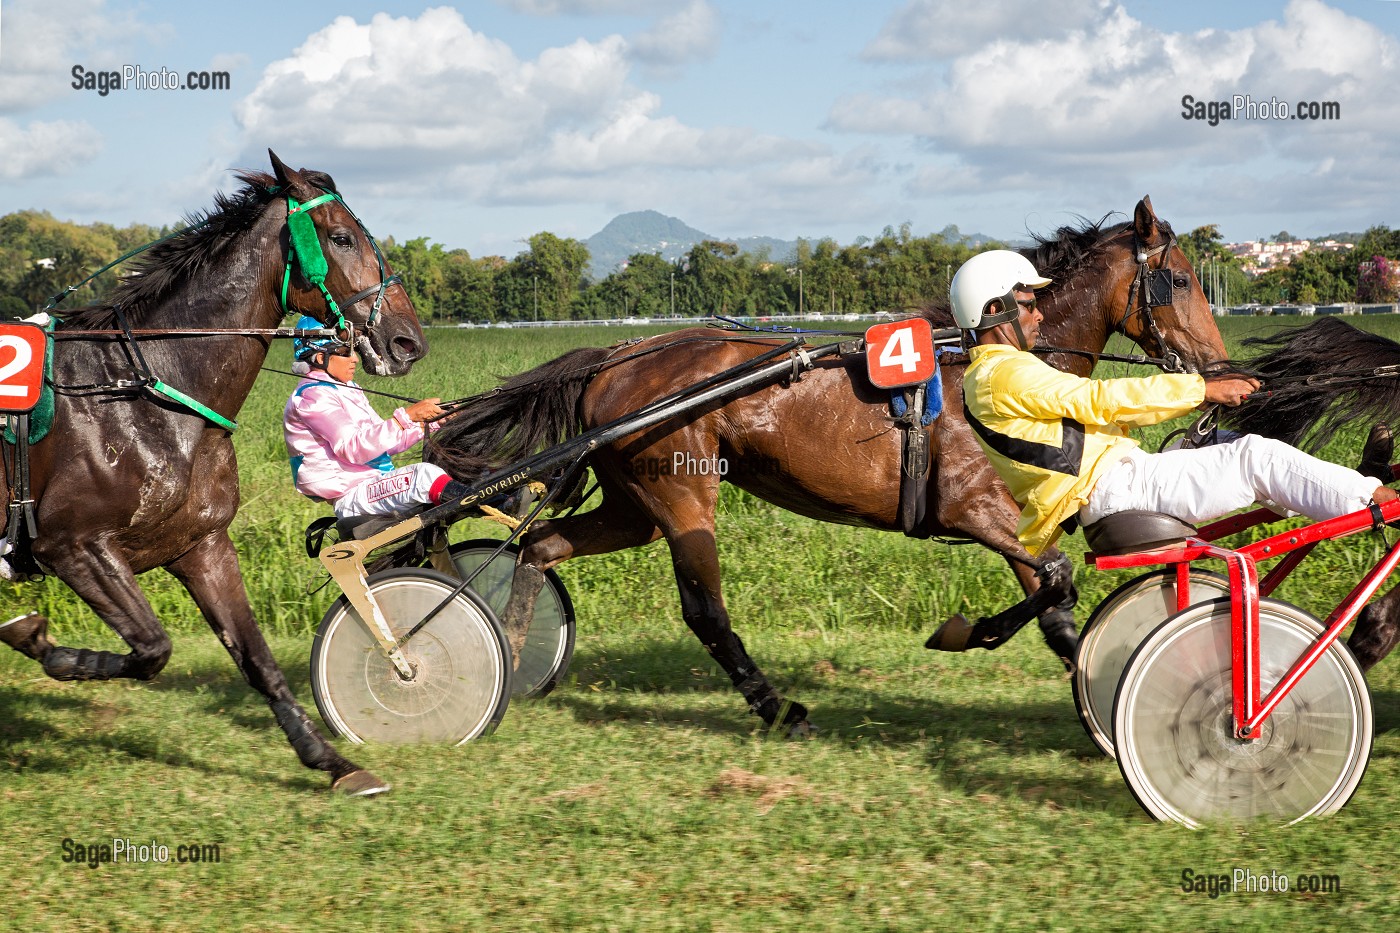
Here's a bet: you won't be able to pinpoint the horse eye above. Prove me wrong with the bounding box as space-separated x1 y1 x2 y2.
330 233 354 249
1172 271 1190 288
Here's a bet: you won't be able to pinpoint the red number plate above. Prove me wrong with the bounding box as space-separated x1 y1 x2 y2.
0 322 49 413
865 318 936 389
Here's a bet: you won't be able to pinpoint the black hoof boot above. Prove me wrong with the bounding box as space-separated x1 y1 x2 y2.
1040 614 1080 673
1360 422 1394 482
42 647 127 681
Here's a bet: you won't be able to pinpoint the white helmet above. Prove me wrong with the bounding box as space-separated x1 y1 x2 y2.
949 250 1053 330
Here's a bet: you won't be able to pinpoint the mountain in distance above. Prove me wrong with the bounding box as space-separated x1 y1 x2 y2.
584 211 1003 279
584 210 790 278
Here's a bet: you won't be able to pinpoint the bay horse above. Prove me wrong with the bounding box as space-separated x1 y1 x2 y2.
1226 315 1400 672
427 197 1227 734
0 151 425 795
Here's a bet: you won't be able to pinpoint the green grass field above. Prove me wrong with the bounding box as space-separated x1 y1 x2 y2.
5 316 1400 930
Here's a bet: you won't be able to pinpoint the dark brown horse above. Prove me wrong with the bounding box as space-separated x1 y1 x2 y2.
429 197 1226 733
1226 315 1400 672
0 152 425 794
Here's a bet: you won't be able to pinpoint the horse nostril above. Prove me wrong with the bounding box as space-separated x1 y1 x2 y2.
392 336 422 362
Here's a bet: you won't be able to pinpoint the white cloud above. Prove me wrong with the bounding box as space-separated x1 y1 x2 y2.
0 118 103 178
833 0 1400 207
233 6 813 213
863 0 1112 61
0 0 161 112
497 0 665 15
629 0 721 67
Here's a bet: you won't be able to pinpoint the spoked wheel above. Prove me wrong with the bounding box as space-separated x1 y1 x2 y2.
443 539 576 698
1113 597 1372 827
311 568 512 744
1073 569 1229 758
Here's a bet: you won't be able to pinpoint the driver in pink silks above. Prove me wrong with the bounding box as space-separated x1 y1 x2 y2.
283 317 468 519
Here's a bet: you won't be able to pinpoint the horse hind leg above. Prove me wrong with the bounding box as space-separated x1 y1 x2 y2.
1348 584 1400 673
8 551 174 682
500 480 662 665
0 613 57 661
630 469 811 734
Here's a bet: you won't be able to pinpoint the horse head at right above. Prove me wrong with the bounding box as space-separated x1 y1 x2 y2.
270 150 426 377
1125 195 1228 375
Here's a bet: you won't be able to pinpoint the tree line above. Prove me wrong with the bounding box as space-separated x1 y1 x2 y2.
3 209 1398 325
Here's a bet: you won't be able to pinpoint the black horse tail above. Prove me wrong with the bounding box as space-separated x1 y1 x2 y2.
426 345 615 480
1224 317 1400 450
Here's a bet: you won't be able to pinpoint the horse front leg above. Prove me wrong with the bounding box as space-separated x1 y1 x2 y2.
922 488 1079 669
166 531 388 796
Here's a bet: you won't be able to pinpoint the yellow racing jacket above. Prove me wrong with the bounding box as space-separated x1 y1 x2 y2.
963 344 1206 555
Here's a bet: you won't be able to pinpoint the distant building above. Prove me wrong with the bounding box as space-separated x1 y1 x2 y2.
1225 238 1353 277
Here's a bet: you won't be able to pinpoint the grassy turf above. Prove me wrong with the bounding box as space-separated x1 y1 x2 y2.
5 316 1400 930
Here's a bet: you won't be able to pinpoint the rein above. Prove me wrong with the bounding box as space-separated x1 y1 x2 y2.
712 315 1183 371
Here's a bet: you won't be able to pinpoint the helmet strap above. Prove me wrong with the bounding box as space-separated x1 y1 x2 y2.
1009 317 1032 352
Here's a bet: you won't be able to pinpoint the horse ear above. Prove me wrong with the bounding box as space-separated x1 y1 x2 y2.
1133 195 1159 242
269 149 315 199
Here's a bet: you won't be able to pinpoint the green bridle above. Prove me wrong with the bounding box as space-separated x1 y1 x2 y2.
280 190 402 336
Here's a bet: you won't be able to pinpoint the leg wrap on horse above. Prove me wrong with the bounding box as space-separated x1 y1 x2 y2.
42 647 128 681
926 555 1074 653
271 699 346 774
734 669 808 727
1037 607 1079 672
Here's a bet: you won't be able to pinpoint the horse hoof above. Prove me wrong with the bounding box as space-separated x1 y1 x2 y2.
0 613 55 661
332 769 391 797
787 720 818 740
1360 422 1394 481
925 614 974 652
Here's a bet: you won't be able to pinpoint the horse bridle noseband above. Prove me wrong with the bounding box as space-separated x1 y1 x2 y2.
1116 234 1193 374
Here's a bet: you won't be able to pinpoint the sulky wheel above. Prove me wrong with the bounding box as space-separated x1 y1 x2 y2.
1073 568 1229 758
311 568 511 745
444 539 576 698
1113 597 1372 827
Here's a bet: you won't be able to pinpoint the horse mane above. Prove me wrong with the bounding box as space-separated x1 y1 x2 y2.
1222 317 1400 450
909 214 1160 330
1021 213 1164 286
56 168 339 330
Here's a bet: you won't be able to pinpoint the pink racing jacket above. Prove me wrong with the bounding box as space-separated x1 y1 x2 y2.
283 373 434 501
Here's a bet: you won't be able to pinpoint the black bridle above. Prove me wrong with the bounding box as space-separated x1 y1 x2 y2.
1115 233 1194 374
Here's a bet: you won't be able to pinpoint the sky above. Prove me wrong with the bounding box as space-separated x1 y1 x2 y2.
2 0 1400 261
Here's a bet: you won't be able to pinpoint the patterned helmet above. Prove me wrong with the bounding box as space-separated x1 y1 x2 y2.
292 315 348 362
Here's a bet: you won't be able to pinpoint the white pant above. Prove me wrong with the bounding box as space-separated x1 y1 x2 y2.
1081 435 1382 527
333 463 451 518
